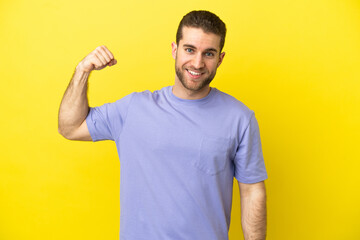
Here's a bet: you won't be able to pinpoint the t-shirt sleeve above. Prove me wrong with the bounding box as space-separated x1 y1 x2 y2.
234 112 268 183
86 92 135 142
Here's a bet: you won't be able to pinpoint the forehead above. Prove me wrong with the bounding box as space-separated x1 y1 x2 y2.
179 27 221 51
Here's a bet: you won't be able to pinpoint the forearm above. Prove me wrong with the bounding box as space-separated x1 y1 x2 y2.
58 66 90 137
240 183 267 240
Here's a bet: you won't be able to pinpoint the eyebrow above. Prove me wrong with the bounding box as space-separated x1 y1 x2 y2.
183 44 218 53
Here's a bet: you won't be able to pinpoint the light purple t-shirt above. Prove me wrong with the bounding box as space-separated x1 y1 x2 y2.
86 86 267 240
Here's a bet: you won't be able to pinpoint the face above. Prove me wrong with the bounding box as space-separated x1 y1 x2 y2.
172 27 225 93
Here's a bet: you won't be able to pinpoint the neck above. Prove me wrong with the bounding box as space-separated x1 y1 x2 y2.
172 79 211 100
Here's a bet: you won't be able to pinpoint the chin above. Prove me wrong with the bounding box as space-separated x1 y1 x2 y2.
176 66 215 92
182 79 210 92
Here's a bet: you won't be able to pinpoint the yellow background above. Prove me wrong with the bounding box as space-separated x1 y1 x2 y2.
1 0 359 239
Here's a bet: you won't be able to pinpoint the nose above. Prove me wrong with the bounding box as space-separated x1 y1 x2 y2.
191 53 205 69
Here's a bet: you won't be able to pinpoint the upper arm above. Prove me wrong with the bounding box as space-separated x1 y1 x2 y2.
238 180 266 198
233 113 268 183
59 119 92 141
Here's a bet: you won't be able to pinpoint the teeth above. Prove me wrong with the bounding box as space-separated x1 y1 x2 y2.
188 70 201 76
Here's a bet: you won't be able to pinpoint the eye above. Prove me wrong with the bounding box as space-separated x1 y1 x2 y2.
185 48 194 53
205 52 214 57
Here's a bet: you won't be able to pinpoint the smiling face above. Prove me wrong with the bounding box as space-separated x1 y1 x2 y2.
172 27 225 99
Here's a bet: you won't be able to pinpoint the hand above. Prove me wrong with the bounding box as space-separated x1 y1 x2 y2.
76 45 117 73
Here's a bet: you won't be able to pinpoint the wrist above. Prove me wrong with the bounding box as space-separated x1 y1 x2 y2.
72 65 91 85
75 64 91 74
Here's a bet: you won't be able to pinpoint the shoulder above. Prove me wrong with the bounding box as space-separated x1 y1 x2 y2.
129 86 168 101
213 88 255 118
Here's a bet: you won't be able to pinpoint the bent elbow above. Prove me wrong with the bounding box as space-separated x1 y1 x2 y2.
58 127 72 140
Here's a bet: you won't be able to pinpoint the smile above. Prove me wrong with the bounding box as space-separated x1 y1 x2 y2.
187 69 203 76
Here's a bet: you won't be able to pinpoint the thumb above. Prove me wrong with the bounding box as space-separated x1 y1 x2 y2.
109 59 117 66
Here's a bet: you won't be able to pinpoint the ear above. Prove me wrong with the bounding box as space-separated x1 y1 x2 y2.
171 42 177 60
217 52 226 67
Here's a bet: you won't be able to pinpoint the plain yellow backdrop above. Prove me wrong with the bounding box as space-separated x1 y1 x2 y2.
1 0 359 239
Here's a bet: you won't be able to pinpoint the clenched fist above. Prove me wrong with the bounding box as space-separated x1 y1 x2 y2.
76 45 117 73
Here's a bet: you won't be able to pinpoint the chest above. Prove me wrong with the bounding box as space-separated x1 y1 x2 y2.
119 99 239 175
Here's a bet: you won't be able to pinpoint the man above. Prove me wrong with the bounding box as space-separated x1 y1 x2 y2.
58 10 267 240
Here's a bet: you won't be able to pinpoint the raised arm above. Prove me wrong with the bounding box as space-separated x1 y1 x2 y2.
58 45 117 140
238 180 267 240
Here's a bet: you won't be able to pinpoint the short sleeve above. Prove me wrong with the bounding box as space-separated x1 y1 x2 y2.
234 113 268 183
86 92 135 142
